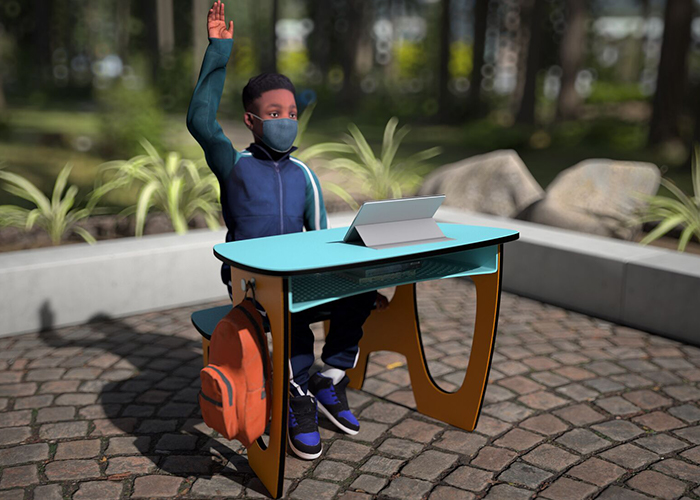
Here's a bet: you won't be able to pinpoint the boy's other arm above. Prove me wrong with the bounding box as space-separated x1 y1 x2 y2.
293 159 329 230
186 37 238 180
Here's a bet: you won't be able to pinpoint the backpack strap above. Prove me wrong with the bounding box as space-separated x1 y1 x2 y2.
236 299 271 391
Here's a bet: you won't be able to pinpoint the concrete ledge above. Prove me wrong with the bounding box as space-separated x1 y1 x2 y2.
1 209 699 345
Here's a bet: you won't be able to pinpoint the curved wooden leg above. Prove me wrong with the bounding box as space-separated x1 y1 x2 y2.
347 246 503 431
230 267 289 499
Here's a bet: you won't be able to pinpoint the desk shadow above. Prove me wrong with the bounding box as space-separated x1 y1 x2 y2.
37 311 274 497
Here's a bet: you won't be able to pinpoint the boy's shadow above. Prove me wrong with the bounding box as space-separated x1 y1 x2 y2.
37 305 274 496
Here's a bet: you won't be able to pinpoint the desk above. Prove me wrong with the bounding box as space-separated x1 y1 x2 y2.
212 222 519 498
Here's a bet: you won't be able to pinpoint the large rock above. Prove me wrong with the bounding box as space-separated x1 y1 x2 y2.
527 159 661 240
418 150 544 217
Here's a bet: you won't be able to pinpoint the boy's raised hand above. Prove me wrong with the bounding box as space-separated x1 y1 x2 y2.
208 1 234 39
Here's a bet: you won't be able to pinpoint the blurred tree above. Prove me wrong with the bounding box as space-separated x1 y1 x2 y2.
156 0 175 57
648 0 693 146
557 0 586 120
516 0 546 124
466 0 489 116
192 0 209 84
308 0 333 83
340 0 372 109
116 1 131 63
438 0 452 117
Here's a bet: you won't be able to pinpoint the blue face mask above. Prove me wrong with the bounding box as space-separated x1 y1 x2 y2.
248 113 298 153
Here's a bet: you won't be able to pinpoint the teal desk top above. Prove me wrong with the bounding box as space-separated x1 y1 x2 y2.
214 222 519 276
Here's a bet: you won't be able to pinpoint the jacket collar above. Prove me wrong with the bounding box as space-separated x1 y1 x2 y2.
246 143 298 162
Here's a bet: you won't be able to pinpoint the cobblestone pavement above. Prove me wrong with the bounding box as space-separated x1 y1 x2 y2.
1 278 700 500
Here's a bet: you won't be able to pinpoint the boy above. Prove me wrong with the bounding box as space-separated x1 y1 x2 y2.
186 1 388 460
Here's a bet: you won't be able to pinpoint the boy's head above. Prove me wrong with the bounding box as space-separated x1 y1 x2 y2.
242 73 298 152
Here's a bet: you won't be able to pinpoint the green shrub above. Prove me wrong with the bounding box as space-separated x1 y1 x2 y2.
91 139 221 237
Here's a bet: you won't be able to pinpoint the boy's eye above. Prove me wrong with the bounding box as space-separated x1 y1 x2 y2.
290 113 297 119
270 112 279 118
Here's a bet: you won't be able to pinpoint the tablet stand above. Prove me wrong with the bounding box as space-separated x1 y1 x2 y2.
350 218 454 249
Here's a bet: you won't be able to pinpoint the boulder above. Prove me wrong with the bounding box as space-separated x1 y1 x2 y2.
527 159 661 240
418 149 544 217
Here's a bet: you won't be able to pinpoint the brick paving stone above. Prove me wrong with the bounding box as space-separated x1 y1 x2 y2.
597 485 655 499
482 484 533 500
25 368 65 382
90 418 136 436
347 421 388 443
484 384 516 403
44 460 100 480
314 460 355 480
0 411 31 428
161 455 213 474
482 402 534 423
444 466 493 492
39 380 80 393
39 421 88 439
0 443 48 466
681 446 700 464
595 396 641 416
54 439 102 460
189 475 244 497
390 419 443 442
493 429 545 451
627 470 687 500
380 477 432 499
585 361 625 376
360 456 404 477
556 429 611 454
132 475 183 498
531 372 570 387
498 376 545 395
554 404 606 425
105 436 151 455
669 404 700 423
106 456 158 475
612 373 654 388
523 356 561 371
378 438 424 458
337 493 372 500
471 446 517 471
521 444 579 472
635 434 689 454
32 484 63 500
520 414 569 436
135 419 178 433
553 367 596 381
498 461 553 488
592 420 645 441
326 440 371 462
402 450 458 480
633 411 685 431
583 377 625 393
663 384 700 402
0 490 23 500
13 395 53 409
518 390 568 410
555 383 598 402
652 458 700 482
154 433 197 451
433 430 487 455
73 481 122 500
673 425 700 444
0 465 38 489
540 477 598 500
568 457 626 486
360 402 409 424
429 485 476 500
473 416 512 437
35 406 75 423
0 427 31 446
492 360 529 376
623 390 673 410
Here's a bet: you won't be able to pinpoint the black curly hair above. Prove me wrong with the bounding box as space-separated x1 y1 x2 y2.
242 73 296 112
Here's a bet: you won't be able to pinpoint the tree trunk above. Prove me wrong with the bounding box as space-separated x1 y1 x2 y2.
308 0 334 83
438 0 452 117
648 0 693 145
192 0 209 84
270 0 278 73
515 0 545 125
156 0 175 56
116 1 131 63
32 0 53 88
340 0 368 108
467 0 489 116
556 0 586 120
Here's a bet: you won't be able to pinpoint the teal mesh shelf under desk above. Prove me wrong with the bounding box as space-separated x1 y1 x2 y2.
289 245 499 312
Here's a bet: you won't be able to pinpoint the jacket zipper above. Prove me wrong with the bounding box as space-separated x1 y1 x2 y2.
274 162 284 233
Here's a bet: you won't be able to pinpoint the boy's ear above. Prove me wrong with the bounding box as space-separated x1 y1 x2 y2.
243 111 255 130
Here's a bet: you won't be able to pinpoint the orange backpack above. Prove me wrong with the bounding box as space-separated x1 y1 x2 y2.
199 297 272 447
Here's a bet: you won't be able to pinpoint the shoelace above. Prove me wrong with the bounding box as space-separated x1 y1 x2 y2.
290 399 318 433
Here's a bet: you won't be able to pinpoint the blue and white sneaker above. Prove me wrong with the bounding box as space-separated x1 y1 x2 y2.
288 394 322 460
309 373 360 435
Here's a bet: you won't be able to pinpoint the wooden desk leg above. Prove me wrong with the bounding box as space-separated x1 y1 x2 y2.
230 267 290 499
347 245 503 431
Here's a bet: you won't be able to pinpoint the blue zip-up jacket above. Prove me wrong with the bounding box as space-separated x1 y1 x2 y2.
186 38 328 287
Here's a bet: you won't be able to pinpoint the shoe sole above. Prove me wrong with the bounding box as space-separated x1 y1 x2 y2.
317 400 359 435
287 435 322 460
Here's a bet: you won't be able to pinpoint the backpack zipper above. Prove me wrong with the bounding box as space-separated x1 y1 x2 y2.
204 365 233 406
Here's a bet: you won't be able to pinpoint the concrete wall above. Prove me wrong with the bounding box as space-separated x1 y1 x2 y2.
1 209 698 345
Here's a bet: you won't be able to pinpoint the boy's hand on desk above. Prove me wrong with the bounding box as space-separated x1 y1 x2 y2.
208 1 234 39
375 293 389 311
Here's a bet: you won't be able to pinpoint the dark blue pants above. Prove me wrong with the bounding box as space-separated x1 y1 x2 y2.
227 282 377 396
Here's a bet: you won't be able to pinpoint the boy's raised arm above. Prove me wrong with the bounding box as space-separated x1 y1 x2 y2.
186 1 237 180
